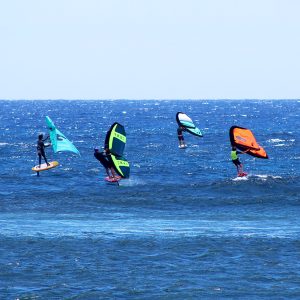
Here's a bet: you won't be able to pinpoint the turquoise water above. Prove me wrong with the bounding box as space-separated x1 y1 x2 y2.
0 100 299 299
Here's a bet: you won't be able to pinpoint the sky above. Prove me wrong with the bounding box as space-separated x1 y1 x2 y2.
0 0 299 100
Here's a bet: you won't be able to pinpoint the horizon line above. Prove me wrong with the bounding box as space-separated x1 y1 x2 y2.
0 98 299 101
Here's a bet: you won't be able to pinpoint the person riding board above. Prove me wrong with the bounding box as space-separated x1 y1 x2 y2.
231 146 248 176
36 133 51 176
177 126 186 147
37 133 50 166
94 146 118 179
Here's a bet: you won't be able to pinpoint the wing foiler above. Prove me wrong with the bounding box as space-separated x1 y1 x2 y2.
176 112 203 137
229 126 268 159
105 122 130 178
45 116 80 156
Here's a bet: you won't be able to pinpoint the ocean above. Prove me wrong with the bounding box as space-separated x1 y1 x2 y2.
0 100 299 299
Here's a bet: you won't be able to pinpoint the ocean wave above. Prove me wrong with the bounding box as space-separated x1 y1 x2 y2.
0 216 299 239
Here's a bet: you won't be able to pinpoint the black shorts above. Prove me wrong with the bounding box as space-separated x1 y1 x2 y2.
232 159 241 166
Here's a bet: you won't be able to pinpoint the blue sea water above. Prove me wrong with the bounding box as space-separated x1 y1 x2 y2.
0 100 299 299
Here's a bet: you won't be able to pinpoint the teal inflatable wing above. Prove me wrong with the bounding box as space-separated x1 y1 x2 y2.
45 116 80 156
176 112 203 137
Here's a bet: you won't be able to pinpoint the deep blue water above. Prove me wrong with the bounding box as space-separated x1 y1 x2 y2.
0 100 299 299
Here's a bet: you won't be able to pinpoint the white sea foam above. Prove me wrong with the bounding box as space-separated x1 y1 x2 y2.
268 138 285 143
120 177 145 187
253 174 282 180
232 176 248 181
255 174 268 178
62 167 72 171
144 143 160 148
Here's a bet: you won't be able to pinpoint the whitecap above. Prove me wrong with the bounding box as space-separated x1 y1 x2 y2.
255 174 268 178
253 174 282 180
232 176 248 181
268 138 285 143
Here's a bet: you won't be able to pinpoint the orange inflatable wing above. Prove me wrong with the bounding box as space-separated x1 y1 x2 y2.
230 126 268 159
230 126 260 150
248 147 268 159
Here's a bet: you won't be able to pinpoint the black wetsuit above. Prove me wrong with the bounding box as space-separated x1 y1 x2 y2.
94 151 112 169
177 127 185 142
37 138 49 165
